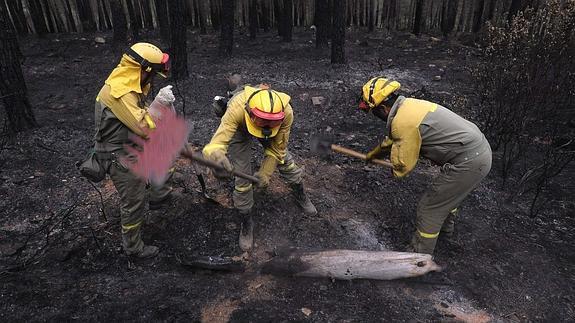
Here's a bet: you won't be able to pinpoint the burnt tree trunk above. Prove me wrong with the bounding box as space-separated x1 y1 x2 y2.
210 0 221 31
281 0 292 42
368 0 375 32
260 0 269 32
274 0 283 36
413 0 424 35
28 0 48 35
197 0 207 34
155 0 170 44
126 0 140 42
442 0 457 36
219 0 235 57
111 0 127 45
169 0 188 80
248 0 258 39
315 0 329 47
472 0 485 32
331 0 345 64
508 0 523 22
0 10 37 133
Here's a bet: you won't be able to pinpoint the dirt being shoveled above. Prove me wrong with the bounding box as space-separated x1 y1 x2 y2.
0 31 573 321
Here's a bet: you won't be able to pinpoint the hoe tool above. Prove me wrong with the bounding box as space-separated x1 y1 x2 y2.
310 135 393 168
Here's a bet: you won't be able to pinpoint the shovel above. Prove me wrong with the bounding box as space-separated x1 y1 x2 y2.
310 135 393 168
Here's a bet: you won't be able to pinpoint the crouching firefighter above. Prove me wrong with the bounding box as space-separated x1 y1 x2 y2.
358 77 492 255
203 85 317 251
82 43 173 258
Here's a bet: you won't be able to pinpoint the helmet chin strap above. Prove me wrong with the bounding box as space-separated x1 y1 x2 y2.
262 127 272 138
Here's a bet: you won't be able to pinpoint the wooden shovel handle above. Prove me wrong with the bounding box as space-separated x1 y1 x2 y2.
331 144 394 168
181 150 260 183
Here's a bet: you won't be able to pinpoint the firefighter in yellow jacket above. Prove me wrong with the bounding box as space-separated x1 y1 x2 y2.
203 85 317 251
92 43 173 258
358 77 492 255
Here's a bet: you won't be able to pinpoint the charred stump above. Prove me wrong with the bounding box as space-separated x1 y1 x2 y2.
0 12 37 133
281 0 293 42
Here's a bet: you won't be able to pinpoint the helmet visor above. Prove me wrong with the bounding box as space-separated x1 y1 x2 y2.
250 107 285 128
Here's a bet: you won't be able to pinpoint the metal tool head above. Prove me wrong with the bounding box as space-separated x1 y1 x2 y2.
310 134 334 159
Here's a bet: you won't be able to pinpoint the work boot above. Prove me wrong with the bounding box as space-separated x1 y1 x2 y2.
239 210 254 251
149 191 183 210
128 245 159 259
440 208 459 238
290 183 318 216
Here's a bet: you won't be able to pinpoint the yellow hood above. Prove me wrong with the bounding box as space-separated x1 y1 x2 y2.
105 55 150 99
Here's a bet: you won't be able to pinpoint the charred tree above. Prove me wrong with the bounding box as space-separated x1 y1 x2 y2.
219 0 235 57
126 0 140 42
111 0 127 45
508 0 523 22
274 0 284 37
315 0 329 47
472 0 485 32
155 0 170 44
260 0 269 32
197 0 207 34
281 0 293 42
249 0 258 39
331 0 345 64
0 10 37 133
368 0 375 32
442 0 458 36
169 0 188 80
413 0 424 35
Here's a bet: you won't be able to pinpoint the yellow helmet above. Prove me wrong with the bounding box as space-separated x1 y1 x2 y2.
359 77 401 111
243 85 290 139
124 42 170 78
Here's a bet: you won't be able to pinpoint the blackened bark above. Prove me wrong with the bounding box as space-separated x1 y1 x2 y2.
0 8 37 133
210 0 220 31
315 0 329 47
442 0 457 36
155 0 170 43
169 0 188 80
126 0 140 42
274 0 284 36
282 0 292 42
413 0 424 35
472 0 485 32
368 0 375 32
111 0 127 45
331 0 345 64
219 0 235 57
28 0 48 35
260 0 269 32
249 0 258 39
197 0 207 34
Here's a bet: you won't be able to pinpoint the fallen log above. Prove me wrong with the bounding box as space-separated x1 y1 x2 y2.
261 250 441 281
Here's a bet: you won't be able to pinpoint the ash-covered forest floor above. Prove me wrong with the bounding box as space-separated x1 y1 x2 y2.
0 29 573 322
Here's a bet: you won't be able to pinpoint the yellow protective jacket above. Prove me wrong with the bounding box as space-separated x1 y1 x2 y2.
93 56 156 154
203 89 293 164
387 96 487 178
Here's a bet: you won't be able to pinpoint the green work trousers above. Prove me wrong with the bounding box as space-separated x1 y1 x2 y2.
228 131 303 212
106 158 172 255
411 143 492 254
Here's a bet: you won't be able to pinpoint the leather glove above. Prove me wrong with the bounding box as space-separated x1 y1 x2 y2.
255 156 278 190
366 136 393 162
209 150 233 179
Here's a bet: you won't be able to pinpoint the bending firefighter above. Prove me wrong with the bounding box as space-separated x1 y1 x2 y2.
203 85 317 251
91 43 173 258
359 77 492 255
